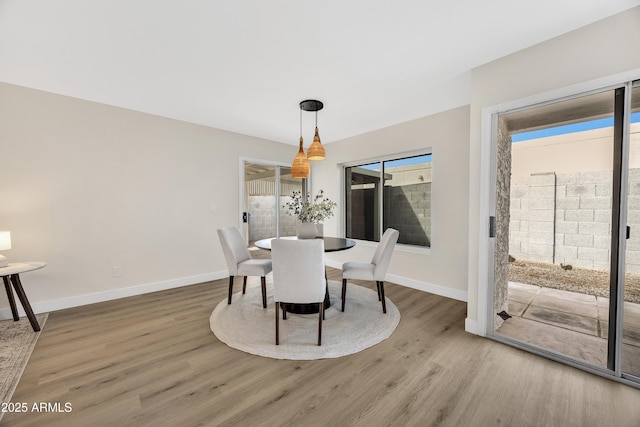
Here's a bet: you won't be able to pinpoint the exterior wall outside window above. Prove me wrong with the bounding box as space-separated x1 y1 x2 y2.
509 123 640 271
247 196 298 242
346 155 432 247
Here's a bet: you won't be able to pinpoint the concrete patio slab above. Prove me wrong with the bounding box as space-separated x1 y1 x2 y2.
508 300 528 317
599 321 640 347
623 344 640 374
597 297 640 326
501 281 640 375
497 316 607 367
523 305 599 336
507 281 540 304
532 287 598 319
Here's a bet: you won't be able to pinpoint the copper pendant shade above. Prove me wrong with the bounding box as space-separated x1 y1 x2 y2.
307 126 325 161
291 100 325 178
291 136 310 179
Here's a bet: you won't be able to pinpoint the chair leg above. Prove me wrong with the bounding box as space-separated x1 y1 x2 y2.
341 278 347 312
227 276 234 304
282 304 287 320
378 281 387 314
275 302 280 345
318 302 323 346
376 281 382 301
242 276 247 294
261 276 267 309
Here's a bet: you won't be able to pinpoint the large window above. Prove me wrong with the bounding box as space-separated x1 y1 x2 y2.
345 153 432 247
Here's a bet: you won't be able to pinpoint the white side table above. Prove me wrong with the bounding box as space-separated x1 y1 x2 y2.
1 262 46 332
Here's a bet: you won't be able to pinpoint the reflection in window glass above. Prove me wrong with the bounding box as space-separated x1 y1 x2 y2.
345 154 431 247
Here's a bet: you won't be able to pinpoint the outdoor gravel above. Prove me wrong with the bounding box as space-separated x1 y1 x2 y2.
508 259 640 304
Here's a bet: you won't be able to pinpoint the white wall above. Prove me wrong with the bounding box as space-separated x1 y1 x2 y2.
467 6 640 334
313 106 470 301
0 83 294 317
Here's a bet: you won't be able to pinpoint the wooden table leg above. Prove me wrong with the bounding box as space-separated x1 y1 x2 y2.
9 273 40 332
3 276 20 321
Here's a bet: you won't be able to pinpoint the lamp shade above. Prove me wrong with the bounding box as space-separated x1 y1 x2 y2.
0 231 10 267
291 137 310 179
307 127 325 161
0 231 10 250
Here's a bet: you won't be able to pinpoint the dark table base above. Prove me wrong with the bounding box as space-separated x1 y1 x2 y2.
3 274 40 332
280 287 331 314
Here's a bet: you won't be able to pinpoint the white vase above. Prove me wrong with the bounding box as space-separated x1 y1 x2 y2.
315 223 323 237
297 222 317 239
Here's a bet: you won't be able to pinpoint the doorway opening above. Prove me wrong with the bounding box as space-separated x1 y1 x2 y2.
242 161 303 246
491 81 640 382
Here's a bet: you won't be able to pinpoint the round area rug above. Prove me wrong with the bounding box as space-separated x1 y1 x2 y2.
210 280 400 360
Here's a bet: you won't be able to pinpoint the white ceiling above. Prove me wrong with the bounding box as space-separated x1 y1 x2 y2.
1 0 638 145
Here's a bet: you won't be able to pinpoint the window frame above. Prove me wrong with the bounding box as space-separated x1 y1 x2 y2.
341 149 433 250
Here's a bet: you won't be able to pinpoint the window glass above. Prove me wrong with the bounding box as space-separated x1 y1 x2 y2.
345 154 431 247
383 154 432 246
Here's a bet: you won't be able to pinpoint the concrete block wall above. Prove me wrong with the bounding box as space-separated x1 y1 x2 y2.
510 169 640 273
248 196 298 242
383 182 432 247
554 170 612 270
625 168 640 273
509 173 555 263
249 188 426 243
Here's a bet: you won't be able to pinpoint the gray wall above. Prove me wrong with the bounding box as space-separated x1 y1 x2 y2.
384 183 432 247
247 196 298 242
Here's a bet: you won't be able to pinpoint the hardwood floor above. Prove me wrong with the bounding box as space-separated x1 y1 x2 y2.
5 267 640 426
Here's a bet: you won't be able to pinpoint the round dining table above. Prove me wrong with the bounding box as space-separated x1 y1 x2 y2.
1 262 46 332
253 236 355 314
254 236 355 252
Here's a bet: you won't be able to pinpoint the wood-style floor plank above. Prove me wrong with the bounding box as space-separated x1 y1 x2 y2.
4 267 640 426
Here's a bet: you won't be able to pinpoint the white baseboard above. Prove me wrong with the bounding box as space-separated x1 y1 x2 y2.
324 260 468 302
1 265 470 321
0 270 228 321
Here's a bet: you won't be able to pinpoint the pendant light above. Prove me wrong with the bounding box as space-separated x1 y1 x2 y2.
303 100 326 161
291 99 325 179
291 108 310 178
307 110 326 161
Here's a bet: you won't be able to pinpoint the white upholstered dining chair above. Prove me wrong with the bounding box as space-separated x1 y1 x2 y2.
341 228 399 313
217 226 272 308
271 238 326 346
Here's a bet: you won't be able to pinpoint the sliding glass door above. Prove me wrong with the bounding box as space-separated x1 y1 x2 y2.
491 79 640 384
622 82 640 379
242 161 302 245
